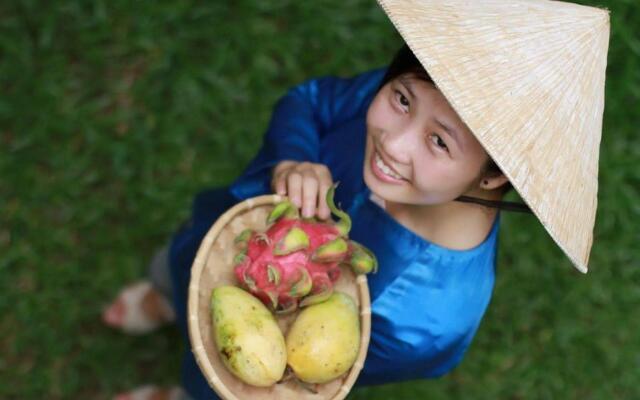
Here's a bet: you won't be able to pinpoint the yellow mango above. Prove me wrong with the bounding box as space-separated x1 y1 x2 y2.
210 286 286 387
286 291 360 383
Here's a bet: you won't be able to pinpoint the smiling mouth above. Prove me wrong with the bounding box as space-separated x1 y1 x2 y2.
373 150 405 181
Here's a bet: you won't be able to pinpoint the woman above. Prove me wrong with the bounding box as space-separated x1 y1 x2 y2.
105 45 528 400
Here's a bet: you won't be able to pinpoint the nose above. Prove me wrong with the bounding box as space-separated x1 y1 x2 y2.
380 124 415 165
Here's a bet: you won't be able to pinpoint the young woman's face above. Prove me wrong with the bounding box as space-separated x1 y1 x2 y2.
364 73 490 205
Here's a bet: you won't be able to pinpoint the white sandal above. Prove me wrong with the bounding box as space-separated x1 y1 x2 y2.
103 281 175 335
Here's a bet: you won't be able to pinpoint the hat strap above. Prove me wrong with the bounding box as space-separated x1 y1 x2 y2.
455 195 533 214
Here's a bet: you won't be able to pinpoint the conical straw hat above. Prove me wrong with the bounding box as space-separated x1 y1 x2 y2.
376 0 610 273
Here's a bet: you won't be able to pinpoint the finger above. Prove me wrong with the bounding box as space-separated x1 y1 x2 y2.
272 161 297 192
287 172 303 208
274 172 287 195
314 164 333 188
273 160 295 176
301 173 319 218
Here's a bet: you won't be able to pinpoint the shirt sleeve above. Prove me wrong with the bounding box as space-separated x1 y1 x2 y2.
228 67 387 200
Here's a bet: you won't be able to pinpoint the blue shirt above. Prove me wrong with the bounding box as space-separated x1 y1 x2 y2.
168 68 499 399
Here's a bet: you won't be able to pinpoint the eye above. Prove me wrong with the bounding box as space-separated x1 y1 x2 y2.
394 90 410 112
429 133 449 152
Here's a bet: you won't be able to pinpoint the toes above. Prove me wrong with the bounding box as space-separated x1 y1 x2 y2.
103 298 125 327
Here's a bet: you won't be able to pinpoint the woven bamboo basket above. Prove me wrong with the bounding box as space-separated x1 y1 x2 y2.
188 194 372 400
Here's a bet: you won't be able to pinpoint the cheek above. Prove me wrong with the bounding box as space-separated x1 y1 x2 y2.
457 148 489 187
413 141 488 191
366 94 395 128
447 163 484 193
413 156 473 192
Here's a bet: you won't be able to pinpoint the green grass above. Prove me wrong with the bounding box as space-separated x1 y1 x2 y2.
1 1 638 399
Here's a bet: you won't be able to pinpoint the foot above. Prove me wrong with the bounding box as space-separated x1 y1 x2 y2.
113 385 185 400
103 281 176 335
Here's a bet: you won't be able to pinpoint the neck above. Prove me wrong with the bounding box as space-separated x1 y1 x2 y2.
383 189 501 249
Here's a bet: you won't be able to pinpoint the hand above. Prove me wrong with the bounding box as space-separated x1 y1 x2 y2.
270 160 334 220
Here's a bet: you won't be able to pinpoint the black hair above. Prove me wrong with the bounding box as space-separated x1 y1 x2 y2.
378 45 433 90
379 45 531 214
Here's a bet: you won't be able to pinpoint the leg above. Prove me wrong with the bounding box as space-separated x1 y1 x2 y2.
168 188 238 399
111 187 237 398
147 244 176 302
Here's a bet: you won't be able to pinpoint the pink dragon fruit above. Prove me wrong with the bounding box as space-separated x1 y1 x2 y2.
233 184 377 314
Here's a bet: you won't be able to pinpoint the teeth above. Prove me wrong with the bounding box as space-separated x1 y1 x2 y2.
375 152 403 180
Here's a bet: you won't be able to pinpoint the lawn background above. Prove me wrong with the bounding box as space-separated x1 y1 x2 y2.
1 1 638 399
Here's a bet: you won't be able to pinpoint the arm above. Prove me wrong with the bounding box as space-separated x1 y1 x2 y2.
351 245 496 386
228 68 386 200
355 314 475 386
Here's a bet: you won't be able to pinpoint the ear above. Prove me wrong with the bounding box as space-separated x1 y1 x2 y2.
479 173 510 191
